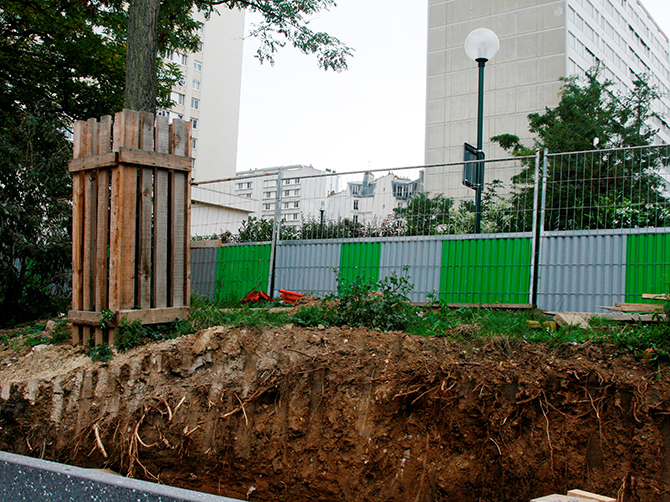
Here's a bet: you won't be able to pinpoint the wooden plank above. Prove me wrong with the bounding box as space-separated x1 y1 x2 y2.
82 168 96 312
566 489 616 502
69 307 189 326
140 111 155 151
124 109 140 149
171 171 186 306
97 115 112 154
112 110 125 152
642 293 670 300
191 239 222 248
138 167 153 309
69 152 118 173
68 310 102 325
554 312 591 328
71 117 88 314
185 171 192 307
71 324 83 345
109 162 138 311
169 119 187 156
93 328 104 346
117 307 190 325
117 148 191 171
155 115 170 154
71 171 85 312
614 302 664 312
72 120 87 159
95 167 110 314
154 168 169 308
184 121 192 158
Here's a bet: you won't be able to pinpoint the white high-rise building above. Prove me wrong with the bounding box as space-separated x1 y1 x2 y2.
160 7 245 182
426 0 670 193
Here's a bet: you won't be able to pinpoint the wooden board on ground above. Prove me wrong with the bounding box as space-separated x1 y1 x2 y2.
552 311 663 327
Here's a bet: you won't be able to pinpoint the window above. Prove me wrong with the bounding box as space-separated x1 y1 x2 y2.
236 182 252 190
192 138 197 150
197 42 203 52
264 179 277 188
191 97 199 110
191 118 198 130
192 79 200 91
180 53 188 65
293 201 299 208
353 215 359 224
283 190 290 197
172 92 185 106
291 213 299 220
264 191 276 199
352 185 359 195
194 60 202 72
353 200 359 210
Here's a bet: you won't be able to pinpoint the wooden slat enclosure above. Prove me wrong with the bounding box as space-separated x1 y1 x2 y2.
68 110 192 345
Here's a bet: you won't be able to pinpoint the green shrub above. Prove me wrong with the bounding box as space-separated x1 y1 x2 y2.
88 344 113 362
115 318 146 352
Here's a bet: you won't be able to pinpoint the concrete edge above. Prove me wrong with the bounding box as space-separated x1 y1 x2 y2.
0 451 242 502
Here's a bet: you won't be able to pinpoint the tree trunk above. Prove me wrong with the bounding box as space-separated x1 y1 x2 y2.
124 0 161 112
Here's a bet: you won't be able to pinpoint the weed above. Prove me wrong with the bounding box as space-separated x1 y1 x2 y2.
88 344 113 362
49 319 71 344
99 308 115 330
115 318 146 353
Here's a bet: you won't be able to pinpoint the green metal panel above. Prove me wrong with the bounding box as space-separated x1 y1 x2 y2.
339 242 381 288
215 244 271 303
440 238 532 304
625 233 670 303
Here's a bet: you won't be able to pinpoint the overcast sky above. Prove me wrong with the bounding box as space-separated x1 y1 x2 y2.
235 0 670 175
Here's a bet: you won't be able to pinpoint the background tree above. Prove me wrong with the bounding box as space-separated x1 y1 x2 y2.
0 111 73 327
125 0 353 111
393 193 453 236
0 0 349 325
492 72 668 231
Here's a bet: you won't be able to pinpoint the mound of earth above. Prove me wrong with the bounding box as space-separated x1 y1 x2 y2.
0 324 669 501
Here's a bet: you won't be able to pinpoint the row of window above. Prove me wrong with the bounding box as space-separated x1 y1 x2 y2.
570 2 669 78
170 92 199 110
262 189 301 199
236 178 302 191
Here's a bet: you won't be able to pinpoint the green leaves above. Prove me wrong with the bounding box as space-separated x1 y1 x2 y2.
224 0 352 71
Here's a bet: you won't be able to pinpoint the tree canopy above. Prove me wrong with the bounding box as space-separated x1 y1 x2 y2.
492 71 668 231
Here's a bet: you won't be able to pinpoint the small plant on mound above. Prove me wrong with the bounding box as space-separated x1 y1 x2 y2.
87 343 113 363
115 318 146 352
331 269 419 332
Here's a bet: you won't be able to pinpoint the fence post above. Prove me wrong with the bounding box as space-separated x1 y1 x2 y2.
529 150 542 306
68 110 192 345
267 167 283 297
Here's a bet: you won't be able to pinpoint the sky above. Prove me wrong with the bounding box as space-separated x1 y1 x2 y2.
235 0 670 175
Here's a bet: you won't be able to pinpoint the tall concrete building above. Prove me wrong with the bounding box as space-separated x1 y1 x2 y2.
159 7 245 182
425 0 670 193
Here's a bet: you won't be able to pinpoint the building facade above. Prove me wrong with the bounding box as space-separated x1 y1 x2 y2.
160 7 245 182
425 0 670 194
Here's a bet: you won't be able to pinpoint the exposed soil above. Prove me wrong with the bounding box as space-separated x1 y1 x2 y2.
1 324 670 501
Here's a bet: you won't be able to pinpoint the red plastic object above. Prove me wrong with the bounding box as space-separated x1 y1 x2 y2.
241 290 273 303
278 289 303 305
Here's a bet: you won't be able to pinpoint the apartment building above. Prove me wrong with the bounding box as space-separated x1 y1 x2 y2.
425 0 670 194
159 7 245 182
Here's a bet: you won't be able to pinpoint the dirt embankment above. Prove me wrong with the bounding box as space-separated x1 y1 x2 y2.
0 325 669 501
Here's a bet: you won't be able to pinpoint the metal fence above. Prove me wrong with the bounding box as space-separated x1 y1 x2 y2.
190 145 670 311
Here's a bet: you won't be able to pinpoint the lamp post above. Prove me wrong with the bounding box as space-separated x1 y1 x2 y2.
465 28 499 233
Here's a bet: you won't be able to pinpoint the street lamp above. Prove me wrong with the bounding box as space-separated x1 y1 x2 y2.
465 28 499 233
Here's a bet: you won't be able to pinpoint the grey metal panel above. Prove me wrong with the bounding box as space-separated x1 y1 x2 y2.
274 242 341 297
379 240 442 302
190 247 218 300
537 232 626 313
